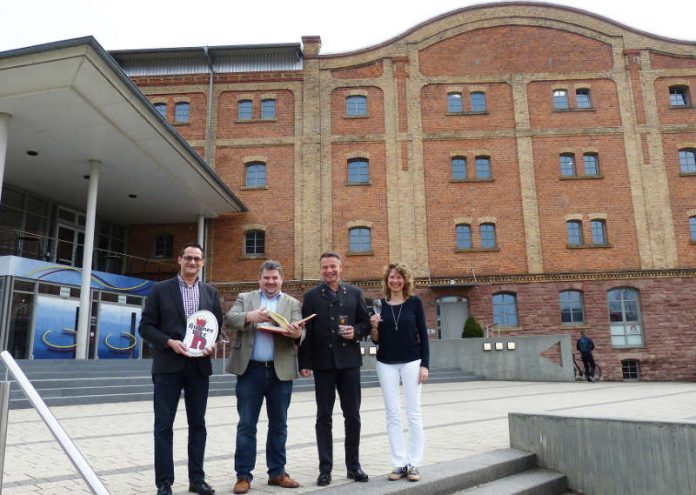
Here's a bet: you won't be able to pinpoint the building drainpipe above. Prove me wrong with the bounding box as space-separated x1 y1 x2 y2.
204 46 215 166
197 215 206 282
75 159 101 360
0 113 11 206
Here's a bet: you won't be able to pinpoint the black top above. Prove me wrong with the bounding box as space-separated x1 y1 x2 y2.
299 282 371 371
375 296 429 369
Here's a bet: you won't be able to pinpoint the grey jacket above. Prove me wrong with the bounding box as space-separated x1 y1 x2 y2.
225 290 302 381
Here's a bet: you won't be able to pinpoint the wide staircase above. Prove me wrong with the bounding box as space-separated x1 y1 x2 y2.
6 359 480 409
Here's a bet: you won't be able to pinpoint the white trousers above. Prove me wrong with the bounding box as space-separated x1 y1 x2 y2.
376 359 424 467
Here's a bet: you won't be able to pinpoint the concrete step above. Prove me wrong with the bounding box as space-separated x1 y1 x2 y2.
5 362 478 408
454 468 568 494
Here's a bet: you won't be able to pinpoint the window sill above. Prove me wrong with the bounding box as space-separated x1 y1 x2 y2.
344 114 369 119
669 105 693 110
240 185 269 191
679 172 696 177
560 175 604 180
240 254 266 260
446 111 489 116
553 107 596 113
346 250 374 256
560 323 588 328
450 178 495 183
345 181 372 186
455 247 500 253
235 118 277 123
567 243 613 249
494 325 522 332
690 240 696 245
172 121 190 126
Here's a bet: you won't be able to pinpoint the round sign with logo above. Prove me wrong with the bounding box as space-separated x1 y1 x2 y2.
184 310 219 357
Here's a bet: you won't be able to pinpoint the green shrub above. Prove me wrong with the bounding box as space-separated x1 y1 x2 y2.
462 316 484 338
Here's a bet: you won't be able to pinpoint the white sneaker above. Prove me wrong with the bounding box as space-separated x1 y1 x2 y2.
407 465 420 482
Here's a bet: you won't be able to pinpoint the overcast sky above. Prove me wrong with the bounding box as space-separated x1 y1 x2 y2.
2 0 695 54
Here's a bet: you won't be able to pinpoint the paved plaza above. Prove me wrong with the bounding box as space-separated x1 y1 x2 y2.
3 379 696 494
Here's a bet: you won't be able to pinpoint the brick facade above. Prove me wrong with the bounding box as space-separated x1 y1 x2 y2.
122 4 696 381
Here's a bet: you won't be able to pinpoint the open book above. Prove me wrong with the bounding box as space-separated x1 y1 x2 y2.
257 312 317 334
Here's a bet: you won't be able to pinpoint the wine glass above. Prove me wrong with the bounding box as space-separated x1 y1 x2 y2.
372 299 382 317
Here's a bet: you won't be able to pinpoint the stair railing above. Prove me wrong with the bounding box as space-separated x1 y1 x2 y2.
0 351 110 494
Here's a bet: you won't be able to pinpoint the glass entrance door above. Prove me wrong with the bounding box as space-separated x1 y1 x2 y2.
32 294 80 359
56 225 85 267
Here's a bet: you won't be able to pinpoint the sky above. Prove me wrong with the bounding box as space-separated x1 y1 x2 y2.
1 0 695 54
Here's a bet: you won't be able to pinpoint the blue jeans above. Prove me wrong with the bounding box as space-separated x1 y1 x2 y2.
235 361 293 480
152 360 209 487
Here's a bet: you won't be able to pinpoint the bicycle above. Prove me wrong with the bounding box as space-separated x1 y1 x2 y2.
573 353 602 382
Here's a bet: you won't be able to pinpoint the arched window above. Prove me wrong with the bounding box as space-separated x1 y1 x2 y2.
245 162 266 188
447 92 463 113
174 102 189 122
475 156 491 179
560 153 576 177
560 290 585 324
567 220 583 246
154 102 167 118
244 230 265 255
346 95 367 116
451 156 467 180
553 89 569 109
261 99 276 119
493 292 518 327
591 219 607 245
583 153 599 176
349 227 371 253
470 92 486 113
608 288 642 346
480 223 496 248
238 100 253 120
347 158 369 184
669 86 689 107
575 88 592 109
679 149 696 174
455 224 472 249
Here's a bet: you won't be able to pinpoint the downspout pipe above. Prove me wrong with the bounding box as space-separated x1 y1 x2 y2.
204 46 215 166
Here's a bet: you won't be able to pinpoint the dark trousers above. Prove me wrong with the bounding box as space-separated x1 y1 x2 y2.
235 361 293 481
152 359 209 487
581 352 596 381
313 367 362 474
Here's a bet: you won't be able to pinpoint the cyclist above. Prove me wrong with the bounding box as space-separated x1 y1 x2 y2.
576 330 596 382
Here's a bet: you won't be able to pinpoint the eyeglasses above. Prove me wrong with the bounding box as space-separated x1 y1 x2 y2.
181 255 203 263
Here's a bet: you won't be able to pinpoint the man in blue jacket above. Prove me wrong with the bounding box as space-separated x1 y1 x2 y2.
576 330 596 382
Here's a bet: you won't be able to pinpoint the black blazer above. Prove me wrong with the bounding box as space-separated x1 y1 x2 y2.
298 282 370 371
139 276 223 376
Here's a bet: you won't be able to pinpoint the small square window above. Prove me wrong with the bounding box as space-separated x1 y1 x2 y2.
154 102 167 118
679 149 696 174
346 95 367 116
154 234 173 258
245 230 265 255
245 162 266 187
349 227 371 252
669 86 689 107
622 360 640 380
174 102 189 122
347 159 369 184
470 92 486 113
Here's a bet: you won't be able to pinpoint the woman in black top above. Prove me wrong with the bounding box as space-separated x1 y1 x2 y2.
370 262 429 482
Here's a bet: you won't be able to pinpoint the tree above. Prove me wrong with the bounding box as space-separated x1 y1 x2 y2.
462 316 484 338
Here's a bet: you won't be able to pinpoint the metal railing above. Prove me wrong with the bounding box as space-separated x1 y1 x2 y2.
0 228 177 280
0 351 110 494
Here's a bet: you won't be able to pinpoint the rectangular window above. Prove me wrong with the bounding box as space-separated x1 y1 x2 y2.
591 220 607 245
456 224 472 249
245 231 265 255
576 88 592 109
493 293 518 327
567 221 583 246
480 223 496 248
475 156 491 179
245 163 267 187
669 86 689 107
560 290 585 324
679 149 696 174
261 99 276 119
346 95 367 116
470 92 486 113
238 100 253 120
349 227 371 252
690 217 696 241
583 153 599 176
451 157 467 180
154 102 167 118
174 102 189 122
154 234 173 258
447 92 463 113
347 159 369 184
560 154 576 177
553 89 569 110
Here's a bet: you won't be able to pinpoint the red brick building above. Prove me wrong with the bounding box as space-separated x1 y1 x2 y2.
112 3 696 381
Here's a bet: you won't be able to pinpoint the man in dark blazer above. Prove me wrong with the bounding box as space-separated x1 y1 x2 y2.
139 242 222 495
299 252 371 486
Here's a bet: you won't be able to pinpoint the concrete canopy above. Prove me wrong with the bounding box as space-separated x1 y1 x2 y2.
0 36 246 225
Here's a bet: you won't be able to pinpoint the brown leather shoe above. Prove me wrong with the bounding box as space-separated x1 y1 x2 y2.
268 473 300 488
233 478 250 494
